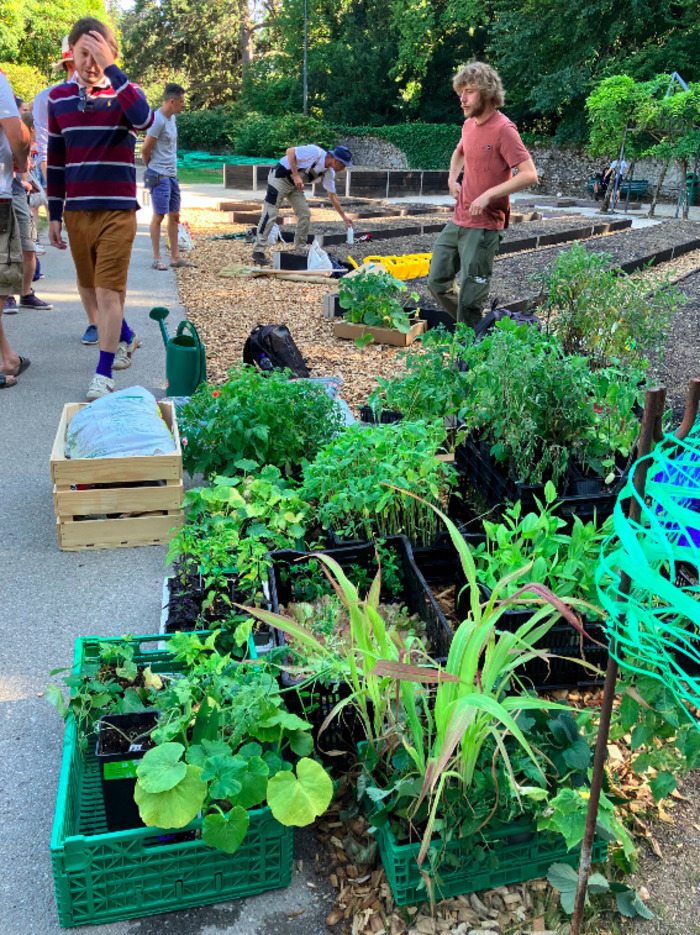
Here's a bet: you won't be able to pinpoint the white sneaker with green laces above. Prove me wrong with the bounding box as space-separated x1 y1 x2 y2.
86 373 115 401
113 333 141 370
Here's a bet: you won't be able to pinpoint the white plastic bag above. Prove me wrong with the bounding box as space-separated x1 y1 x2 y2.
65 386 176 459
28 172 48 208
266 223 282 246
307 238 332 272
178 222 195 252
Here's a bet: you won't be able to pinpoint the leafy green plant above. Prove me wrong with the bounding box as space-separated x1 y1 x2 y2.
548 862 653 919
532 241 684 369
367 324 472 425
301 421 455 546
133 640 333 853
167 465 315 617
470 482 613 606
47 639 165 747
458 318 645 485
338 268 419 333
180 365 344 479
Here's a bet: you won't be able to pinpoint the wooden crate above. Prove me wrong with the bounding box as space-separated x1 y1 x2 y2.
50 401 184 551
333 318 427 347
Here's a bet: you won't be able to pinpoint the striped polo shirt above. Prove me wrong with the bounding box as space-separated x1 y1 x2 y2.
47 64 153 221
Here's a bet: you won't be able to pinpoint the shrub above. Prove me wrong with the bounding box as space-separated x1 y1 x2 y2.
1 62 47 103
232 113 338 159
179 365 344 478
176 107 235 152
532 242 685 369
336 123 461 169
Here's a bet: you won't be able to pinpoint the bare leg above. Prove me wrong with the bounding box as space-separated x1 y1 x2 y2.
77 284 98 326
150 212 165 262
21 251 36 296
94 287 125 353
0 305 20 381
168 211 180 263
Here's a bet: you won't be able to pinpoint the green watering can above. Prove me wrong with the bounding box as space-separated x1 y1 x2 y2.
149 306 207 397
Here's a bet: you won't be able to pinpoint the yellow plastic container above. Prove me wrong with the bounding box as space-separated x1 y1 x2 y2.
362 253 432 280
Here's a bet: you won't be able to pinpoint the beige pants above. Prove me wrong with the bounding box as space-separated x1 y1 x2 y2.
0 204 24 297
254 168 311 252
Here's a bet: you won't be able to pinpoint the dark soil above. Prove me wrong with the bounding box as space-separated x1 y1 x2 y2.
166 566 204 630
98 713 158 755
649 268 700 420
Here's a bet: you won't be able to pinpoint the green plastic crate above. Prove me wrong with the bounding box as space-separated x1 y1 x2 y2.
374 817 608 906
50 635 293 927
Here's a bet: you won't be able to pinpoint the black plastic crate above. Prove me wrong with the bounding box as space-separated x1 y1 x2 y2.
455 436 623 521
359 405 404 425
267 536 453 760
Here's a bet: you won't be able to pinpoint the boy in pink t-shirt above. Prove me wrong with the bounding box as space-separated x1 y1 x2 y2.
427 62 538 328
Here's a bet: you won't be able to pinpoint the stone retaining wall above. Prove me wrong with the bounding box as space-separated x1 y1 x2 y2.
337 136 690 202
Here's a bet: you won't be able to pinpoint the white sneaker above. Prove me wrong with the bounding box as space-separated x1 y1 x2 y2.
113 333 141 370
35 244 46 255
86 373 115 401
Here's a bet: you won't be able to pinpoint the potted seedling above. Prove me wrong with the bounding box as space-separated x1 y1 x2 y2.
335 268 426 347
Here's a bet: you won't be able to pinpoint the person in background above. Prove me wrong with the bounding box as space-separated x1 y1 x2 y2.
251 144 354 265
0 70 31 387
4 99 53 313
142 82 196 270
427 61 538 329
48 18 153 400
34 35 101 345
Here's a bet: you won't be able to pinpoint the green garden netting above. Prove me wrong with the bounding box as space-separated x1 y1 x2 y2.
596 417 700 720
176 151 273 168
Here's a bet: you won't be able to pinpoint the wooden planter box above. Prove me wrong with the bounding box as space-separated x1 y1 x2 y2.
333 318 427 347
50 401 184 551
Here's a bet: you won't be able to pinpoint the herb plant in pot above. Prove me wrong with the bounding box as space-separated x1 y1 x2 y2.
96 710 160 832
335 268 425 347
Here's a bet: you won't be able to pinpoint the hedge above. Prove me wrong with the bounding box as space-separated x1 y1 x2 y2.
1 63 48 103
337 124 460 170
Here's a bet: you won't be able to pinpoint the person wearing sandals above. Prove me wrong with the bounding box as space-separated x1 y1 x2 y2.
142 84 195 271
0 69 32 388
47 18 154 401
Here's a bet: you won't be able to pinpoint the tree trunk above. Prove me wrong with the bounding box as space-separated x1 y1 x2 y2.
681 157 689 219
647 160 669 218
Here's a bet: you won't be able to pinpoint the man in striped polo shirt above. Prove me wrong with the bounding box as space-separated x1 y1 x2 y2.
47 18 153 401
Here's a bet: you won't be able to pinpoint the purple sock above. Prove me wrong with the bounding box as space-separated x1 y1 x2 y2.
96 351 115 379
120 320 134 344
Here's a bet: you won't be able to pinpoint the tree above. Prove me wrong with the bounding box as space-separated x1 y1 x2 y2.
0 0 110 78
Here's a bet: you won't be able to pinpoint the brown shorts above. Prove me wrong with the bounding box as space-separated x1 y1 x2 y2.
64 209 137 291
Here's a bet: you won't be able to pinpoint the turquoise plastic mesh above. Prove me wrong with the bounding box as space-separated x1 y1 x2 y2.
596 418 700 720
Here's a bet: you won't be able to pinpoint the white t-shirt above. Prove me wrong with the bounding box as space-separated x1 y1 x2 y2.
146 108 178 177
0 71 19 196
279 144 336 193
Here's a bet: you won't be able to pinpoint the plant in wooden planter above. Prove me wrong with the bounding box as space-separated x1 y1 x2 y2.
180 364 344 479
336 268 425 346
301 420 455 547
457 318 644 488
133 641 333 854
531 241 685 370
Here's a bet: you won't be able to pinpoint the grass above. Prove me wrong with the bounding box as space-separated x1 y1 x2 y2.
176 167 224 185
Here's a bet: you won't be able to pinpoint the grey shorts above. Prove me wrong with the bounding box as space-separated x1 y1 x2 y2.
11 190 36 253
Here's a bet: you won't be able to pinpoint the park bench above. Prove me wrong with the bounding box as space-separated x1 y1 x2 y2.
586 177 650 201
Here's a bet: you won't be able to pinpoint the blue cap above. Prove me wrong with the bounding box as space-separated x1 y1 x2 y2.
329 146 353 168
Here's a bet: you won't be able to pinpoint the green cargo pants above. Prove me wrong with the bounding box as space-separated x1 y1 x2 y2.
427 222 503 329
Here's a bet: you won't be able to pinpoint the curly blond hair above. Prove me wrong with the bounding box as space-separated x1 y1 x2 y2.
452 61 505 109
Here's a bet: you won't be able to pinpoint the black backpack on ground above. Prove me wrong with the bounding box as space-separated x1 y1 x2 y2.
243 324 310 377
472 304 541 341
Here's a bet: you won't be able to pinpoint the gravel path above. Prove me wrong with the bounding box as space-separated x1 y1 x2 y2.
649 267 700 419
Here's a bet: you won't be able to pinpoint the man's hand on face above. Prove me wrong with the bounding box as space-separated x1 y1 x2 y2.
81 31 116 72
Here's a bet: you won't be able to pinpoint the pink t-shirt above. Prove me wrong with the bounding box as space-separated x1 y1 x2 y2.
453 110 531 230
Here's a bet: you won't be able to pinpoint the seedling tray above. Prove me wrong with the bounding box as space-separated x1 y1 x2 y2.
51 634 293 926
455 436 623 521
374 812 608 906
